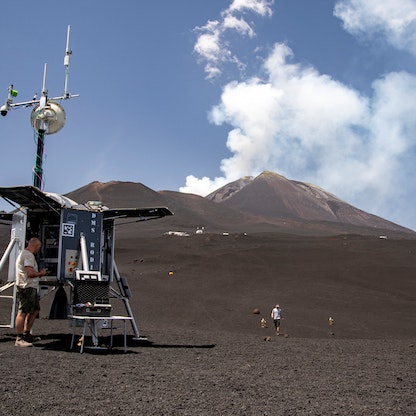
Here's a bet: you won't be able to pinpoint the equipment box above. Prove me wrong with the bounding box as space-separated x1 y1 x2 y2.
73 305 112 317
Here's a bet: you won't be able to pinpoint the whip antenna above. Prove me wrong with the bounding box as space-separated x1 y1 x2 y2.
63 25 72 98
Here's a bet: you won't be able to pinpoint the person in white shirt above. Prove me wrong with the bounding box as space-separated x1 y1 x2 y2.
15 237 48 347
270 304 282 335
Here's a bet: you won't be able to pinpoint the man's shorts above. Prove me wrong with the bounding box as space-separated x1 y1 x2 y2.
16 287 40 314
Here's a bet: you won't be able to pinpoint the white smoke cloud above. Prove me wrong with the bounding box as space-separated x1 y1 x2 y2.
193 0 274 79
182 42 416 226
184 0 416 229
334 0 416 55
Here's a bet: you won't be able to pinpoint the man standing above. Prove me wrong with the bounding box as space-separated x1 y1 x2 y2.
15 237 48 347
271 304 282 336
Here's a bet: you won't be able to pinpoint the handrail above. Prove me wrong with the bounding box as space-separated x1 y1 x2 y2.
0 237 18 275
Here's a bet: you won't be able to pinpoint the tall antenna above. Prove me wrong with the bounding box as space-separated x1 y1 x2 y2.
64 25 72 98
0 25 79 189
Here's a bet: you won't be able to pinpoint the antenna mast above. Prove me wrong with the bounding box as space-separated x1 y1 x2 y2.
64 25 72 98
1 25 79 190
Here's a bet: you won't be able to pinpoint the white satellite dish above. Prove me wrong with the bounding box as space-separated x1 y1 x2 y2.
30 100 66 134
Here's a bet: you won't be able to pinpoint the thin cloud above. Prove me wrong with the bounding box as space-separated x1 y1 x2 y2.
223 16 256 37
193 0 274 79
228 0 274 16
334 0 416 54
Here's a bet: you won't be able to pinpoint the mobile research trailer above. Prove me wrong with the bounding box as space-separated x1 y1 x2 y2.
0 185 173 338
0 25 173 341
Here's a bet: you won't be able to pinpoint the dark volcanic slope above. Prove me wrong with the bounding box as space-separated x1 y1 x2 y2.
65 179 415 237
59 180 416 340
115 232 416 340
66 181 266 234
208 171 413 234
66 181 168 208
1 181 415 415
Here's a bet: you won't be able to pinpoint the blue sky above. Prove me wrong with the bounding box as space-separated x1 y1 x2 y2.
0 0 415 230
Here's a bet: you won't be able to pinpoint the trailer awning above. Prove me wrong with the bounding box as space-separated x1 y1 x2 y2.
103 207 173 221
0 186 68 212
0 185 174 220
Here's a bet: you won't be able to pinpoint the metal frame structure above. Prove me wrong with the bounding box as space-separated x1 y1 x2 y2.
0 26 174 344
0 186 173 338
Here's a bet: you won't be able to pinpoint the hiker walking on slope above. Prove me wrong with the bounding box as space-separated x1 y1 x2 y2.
271 304 283 335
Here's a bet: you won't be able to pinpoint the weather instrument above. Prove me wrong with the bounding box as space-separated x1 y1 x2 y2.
0 27 175 349
0 25 79 189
